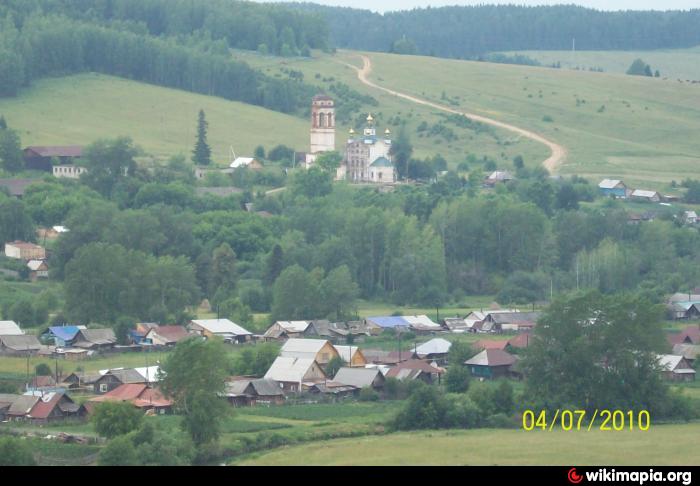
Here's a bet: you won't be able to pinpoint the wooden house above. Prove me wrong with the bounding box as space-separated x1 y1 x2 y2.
87 384 172 415
657 354 696 382
333 345 367 367
263 357 327 392
4 241 46 260
223 378 285 407
0 335 42 356
464 349 517 379
598 179 627 198
279 338 339 367
23 145 82 172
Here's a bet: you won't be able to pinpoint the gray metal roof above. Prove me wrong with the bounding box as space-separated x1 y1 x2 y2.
333 367 383 388
0 334 41 351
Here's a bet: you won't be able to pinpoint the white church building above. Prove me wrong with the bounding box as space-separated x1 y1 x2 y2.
304 94 396 184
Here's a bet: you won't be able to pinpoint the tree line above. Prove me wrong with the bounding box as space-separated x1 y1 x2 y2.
0 0 328 57
0 13 318 114
299 4 700 59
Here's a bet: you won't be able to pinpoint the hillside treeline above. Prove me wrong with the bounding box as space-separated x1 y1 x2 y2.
0 0 328 56
3 136 700 328
0 13 319 114
299 4 700 59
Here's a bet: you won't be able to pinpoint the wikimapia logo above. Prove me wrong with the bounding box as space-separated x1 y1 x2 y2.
567 468 693 485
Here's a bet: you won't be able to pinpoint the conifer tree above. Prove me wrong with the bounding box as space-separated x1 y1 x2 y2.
192 110 211 166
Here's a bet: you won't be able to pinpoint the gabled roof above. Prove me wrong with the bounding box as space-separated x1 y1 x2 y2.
366 316 410 328
0 320 23 336
598 179 624 189
147 325 191 344
100 368 149 384
27 392 74 419
402 315 442 330
487 311 541 324
0 334 41 351
465 349 517 367
414 338 452 357
334 345 364 362
631 189 659 198
672 344 700 361
0 179 40 197
386 359 444 376
280 338 331 355
27 259 47 271
487 170 514 181
225 378 284 397
89 384 172 408
230 157 257 169
333 367 383 388
190 319 252 336
7 395 40 416
48 326 82 342
75 328 117 346
264 357 326 383
669 326 700 345
507 333 533 348
474 339 509 351
273 321 311 333
657 354 694 372
24 146 82 157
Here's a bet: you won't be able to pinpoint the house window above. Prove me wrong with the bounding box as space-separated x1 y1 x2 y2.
99 384 108 392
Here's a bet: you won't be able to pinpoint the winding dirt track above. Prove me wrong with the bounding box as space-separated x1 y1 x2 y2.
344 55 566 173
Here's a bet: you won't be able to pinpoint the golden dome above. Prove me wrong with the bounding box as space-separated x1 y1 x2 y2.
349 128 355 134
366 113 374 123
385 128 391 135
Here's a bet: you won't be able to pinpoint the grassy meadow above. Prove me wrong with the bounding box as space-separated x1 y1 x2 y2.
0 73 309 165
343 50 700 189
504 46 700 82
235 422 700 466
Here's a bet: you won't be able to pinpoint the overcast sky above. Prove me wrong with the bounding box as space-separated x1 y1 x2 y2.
257 1 700 14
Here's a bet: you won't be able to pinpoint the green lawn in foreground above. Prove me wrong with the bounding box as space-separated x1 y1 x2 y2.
0 73 308 164
235 422 700 466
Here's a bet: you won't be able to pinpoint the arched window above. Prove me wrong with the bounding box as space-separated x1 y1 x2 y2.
327 113 333 127
319 112 326 128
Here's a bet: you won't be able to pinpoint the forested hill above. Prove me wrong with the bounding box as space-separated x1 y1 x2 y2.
0 0 329 115
292 3 700 58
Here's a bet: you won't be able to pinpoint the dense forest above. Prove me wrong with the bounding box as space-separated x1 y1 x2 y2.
2 128 700 331
296 4 700 59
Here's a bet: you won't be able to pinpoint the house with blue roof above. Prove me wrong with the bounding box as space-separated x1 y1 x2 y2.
42 326 84 347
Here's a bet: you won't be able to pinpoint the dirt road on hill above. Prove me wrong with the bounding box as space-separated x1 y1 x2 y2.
343 54 566 173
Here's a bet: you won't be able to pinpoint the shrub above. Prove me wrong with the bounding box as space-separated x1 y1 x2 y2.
359 387 380 402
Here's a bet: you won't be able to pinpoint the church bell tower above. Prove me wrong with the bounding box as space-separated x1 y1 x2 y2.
310 94 336 154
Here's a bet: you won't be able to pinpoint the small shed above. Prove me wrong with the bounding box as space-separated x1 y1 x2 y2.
333 367 385 390
598 179 627 198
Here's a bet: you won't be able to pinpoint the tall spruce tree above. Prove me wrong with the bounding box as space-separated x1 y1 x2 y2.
192 110 211 166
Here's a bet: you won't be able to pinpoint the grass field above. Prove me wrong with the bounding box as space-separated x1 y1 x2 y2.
339 50 700 189
235 422 700 466
2 50 696 187
0 73 308 165
504 46 700 82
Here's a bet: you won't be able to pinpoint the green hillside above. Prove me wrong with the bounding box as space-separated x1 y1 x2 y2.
236 423 700 466
504 46 700 81
0 73 309 165
355 51 700 188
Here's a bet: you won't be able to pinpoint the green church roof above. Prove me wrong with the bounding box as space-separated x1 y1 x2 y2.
370 156 393 168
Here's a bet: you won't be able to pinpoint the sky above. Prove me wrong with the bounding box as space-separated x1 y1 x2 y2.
253 1 700 14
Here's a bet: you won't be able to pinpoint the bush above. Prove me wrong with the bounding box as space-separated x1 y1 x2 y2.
359 387 380 402
0 436 36 466
92 402 143 438
444 364 471 393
